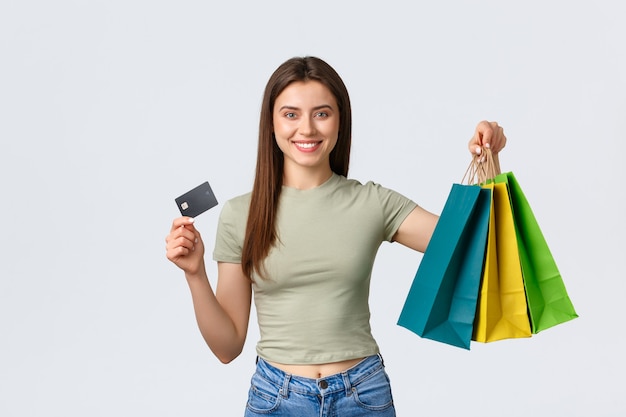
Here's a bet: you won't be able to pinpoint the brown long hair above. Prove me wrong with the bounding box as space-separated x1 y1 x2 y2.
241 56 352 280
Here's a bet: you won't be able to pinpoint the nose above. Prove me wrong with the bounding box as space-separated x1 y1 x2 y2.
298 115 316 137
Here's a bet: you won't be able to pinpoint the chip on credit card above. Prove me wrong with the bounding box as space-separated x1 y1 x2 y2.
175 181 218 218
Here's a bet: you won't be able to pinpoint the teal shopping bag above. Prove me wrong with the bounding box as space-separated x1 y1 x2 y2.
398 184 491 349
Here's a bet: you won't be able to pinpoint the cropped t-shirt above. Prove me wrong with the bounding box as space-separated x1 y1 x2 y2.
212 173 417 364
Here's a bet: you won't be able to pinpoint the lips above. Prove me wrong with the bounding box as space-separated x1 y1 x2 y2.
293 141 322 152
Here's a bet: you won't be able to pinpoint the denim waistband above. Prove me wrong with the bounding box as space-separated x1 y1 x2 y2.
254 354 385 397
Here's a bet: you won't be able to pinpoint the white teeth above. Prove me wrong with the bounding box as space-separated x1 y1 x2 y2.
295 142 318 149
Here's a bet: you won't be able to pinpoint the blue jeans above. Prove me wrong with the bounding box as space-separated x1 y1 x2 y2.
244 354 396 416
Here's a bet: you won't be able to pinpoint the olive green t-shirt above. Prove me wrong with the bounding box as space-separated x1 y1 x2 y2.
213 173 417 364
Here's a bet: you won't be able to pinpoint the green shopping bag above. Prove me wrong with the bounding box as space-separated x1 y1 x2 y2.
397 184 490 349
494 172 578 333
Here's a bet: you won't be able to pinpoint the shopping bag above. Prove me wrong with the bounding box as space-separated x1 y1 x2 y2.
472 181 532 342
397 184 490 349
494 172 578 333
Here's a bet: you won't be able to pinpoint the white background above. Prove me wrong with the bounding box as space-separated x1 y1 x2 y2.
1 1 624 416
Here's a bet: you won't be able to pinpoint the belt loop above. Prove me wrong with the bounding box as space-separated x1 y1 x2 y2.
280 373 291 399
378 353 385 367
341 371 352 396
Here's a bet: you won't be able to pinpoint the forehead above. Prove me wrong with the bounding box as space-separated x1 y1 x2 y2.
274 80 337 108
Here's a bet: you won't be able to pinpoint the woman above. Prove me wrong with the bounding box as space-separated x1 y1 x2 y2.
166 56 506 416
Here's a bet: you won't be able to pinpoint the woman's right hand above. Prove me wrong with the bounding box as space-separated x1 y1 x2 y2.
165 217 205 275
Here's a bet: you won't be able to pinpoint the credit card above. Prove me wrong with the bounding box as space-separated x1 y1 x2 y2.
175 181 218 218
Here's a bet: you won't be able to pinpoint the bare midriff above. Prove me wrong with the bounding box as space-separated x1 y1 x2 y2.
267 357 365 379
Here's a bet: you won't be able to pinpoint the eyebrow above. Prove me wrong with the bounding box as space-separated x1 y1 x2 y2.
277 104 334 112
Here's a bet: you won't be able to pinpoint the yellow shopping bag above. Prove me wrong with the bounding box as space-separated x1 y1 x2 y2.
472 181 532 342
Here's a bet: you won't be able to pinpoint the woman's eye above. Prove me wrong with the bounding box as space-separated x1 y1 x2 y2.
285 112 296 119
316 112 328 118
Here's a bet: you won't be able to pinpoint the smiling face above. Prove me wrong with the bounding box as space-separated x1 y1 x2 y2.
272 80 340 185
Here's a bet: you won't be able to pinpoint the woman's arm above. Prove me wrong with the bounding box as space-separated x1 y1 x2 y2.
393 206 439 252
185 262 251 363
166 217 252 364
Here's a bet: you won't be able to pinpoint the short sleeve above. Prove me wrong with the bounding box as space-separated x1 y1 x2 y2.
212 194 250 263
369 182 418 242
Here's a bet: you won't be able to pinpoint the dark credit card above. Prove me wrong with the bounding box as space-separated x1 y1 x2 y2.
175 181 218 218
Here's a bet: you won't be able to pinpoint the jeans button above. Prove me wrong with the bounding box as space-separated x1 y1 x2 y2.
318 380 328 389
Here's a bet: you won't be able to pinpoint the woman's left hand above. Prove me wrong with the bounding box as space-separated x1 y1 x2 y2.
468 120 507 156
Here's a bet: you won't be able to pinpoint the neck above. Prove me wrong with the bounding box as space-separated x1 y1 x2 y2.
282 165 334 190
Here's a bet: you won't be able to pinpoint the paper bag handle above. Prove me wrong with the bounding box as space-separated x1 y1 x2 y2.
462 147 498 185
